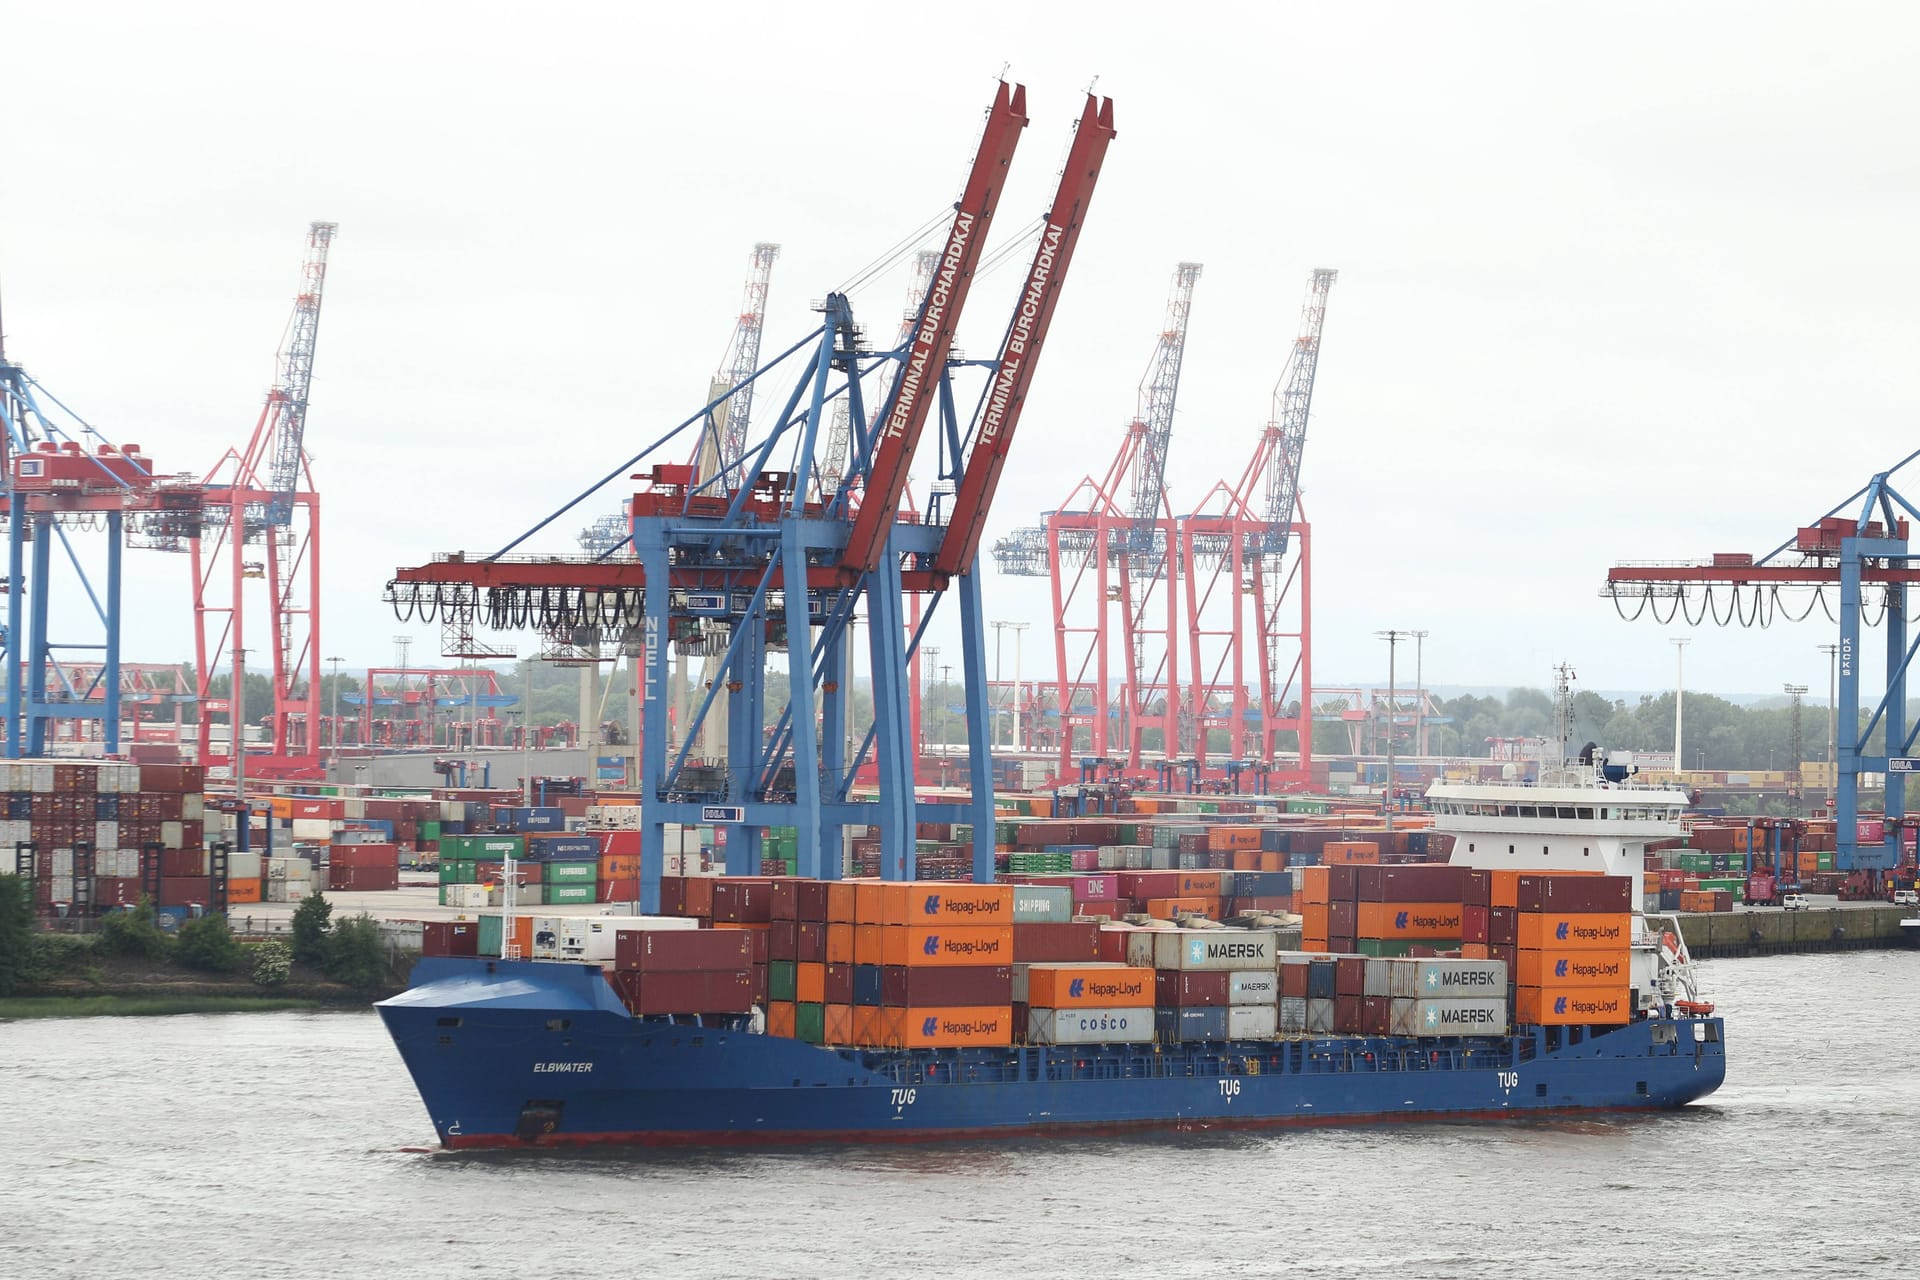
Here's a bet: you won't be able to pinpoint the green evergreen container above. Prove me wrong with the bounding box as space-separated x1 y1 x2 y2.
439 860 479 884
542 883 595 905
544 861 597 884
795 1002 826 1045
769 960 797 1002
442 834 524 860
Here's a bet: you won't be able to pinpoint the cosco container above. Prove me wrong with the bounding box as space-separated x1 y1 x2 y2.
1388 997 1507 1036
1388 959 1508 1000
1028 1006 1155 1045
1227 970 1278 1005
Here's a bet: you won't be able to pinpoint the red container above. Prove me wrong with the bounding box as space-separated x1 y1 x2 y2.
711 879 774 923
1333 994 1364 1033
610 969 755 1015
1114 870 1184 902
1074 899 1124 920
1514 874 1632 914
327 865 399 892
823 961 854 1006
795 921 826 964
1362 995 1392 1035
1489 907 1518 947
1335 956 1366 997
159 849 206 877
880 964 1013 1007
614 928 755 972
767 920 798 962
1460 868 1492 907
1154 970 1229 1007
137 763 204 792
330 842 399 869
1326 865 1360 902
659 877 689 916
599 877 640 904
158 875 211 906
422 921 480 957
1279 962 1308 999
770 879 831 923
1011 921 1102 962
1357 864 1470 903
1095 928 1132 965
1329 901 1357 938
1462 905 1491 944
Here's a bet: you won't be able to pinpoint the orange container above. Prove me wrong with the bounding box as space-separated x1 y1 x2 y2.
824 1003 853 1046
853 1005 882 1047
1025 964 1154 1009
1297 865 1330 906
767 1001 796 1038
853 924 886 966
826 923 855 965
881 925 1014 967
502 914 534 958
1300 903 1330 938
1797 851 1819 874
1460 942 1491 961
1206 826 1260 851
1324 842 1381 865
883 1005 1014 1048
1515 912 1632 952
796 961 826 1005
1356 901 1464 940
1300 934 1329 953
1258 851 1285 873
226 877 263 904
1231 851 1260 871
598 854 639 880
1514 948 1631 989
1514 985 1632 1026
826 880 857 924
1175 872 1222 896
881 881 1013 926
854 879 888 925
1144 896 1210 920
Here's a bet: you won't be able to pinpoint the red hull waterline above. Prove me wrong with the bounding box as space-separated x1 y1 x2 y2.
439 1103 1672 1151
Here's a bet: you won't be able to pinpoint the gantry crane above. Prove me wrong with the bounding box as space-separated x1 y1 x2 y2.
992 263 1201 777
1605 453 1920 887
1177 268 1336 784
388 84 1114 905
158 222 336 779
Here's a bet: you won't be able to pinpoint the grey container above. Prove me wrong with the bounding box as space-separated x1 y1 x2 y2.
1389 997 1508 1036
1029 1005 1156 1046
1279 996 1309 1033
1388 959 1508 1000
1306 998 1336 1034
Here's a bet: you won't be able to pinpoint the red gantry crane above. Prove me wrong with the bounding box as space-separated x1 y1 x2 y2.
992 262 1202 777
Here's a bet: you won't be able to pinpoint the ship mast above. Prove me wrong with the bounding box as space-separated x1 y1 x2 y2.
1552 662 1577 766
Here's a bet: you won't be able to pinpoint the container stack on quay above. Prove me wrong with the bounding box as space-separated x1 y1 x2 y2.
1647 814 1920 905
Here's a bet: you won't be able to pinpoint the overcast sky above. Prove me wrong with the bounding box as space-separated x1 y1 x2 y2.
6 2 1918 704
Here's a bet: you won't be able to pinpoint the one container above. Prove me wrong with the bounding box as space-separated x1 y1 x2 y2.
1028 1005 1155 1045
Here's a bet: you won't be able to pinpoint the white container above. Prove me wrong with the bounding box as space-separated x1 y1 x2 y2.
1142 929 1280 972
528 914 565 959
1228 970 1278 1005
1388 959 1508 1000
29 762 55 793
51 874 75 900
1363 958 1395 998
183 793 206 821
1388 997 1508 1037
1227 1004 1279 1039
1026 1006 1155 1046
290 818 333 841
161 821 186 850
342 797 366 820
94 821 120 850
562 916 699 962
1306 998 1336 1034
444 884 491 910
229 852 263 880
1279 996 1308 1033
52 848 76 877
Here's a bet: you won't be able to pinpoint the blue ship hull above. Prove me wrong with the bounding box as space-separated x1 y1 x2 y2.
379 958 1727 1148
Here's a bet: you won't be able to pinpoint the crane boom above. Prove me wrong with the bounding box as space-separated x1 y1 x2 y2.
931 92 1116 580
839 81 1029 578
1257 267 1336 553
823 249 938 497
715 243 781 474
1126 262 1201 551
261 221 336 528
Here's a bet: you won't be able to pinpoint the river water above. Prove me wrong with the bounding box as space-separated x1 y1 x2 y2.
6 950 1915 1279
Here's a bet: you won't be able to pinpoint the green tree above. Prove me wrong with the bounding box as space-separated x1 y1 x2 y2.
99 898 171 960
325 913 390 991
174 914 246 974
291 892 333 964
0 874 36 996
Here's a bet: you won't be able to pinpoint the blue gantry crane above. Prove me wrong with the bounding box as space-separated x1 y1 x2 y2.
389 83 1116 909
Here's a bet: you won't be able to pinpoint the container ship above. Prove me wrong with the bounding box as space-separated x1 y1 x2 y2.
379 754 1724 1147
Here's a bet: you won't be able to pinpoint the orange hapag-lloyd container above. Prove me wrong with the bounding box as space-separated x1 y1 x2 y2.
1176 871 1223 896
1514 985 1633 1026
881 925 1014 968
1145 896 1211 919
227 877 263 904
1514 949 1631 988
1515 912 1632 952
599 855 639 880
1025 964 1154 1008
1356 902 1465 940
884 1005 1014 1048
881 881 1013 926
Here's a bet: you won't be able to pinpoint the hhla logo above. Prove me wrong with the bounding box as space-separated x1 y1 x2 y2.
1555 922 1571 941
1554 959 1569 978
923 894 941 915
922 1016 939 1037
1068 978 1086 999
923 935 941 957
